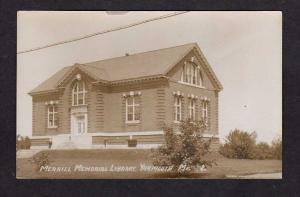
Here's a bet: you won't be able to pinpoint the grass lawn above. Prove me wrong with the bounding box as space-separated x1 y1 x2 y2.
16 149 282 179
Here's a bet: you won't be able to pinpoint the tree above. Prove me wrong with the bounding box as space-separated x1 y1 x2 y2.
16 134 24 151
219 129 257 159
271 136 282 160
16 135 31 150
151 119 215 174
24 136 31 149
16 135 20 151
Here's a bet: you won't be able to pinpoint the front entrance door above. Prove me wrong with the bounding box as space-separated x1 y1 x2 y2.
71 114 87 136
77 116 85 135
70 105 88 136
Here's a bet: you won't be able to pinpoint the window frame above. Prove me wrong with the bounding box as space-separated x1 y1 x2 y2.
202 100 209 125
174 96 182 123
181 62 204 88
72 80 87 106
125 95 140 124
47 104 58 128
188 98 196 121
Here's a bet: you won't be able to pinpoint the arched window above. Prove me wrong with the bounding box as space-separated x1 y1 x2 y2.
198 69 203 87
181 62 203 87
72 80 86 106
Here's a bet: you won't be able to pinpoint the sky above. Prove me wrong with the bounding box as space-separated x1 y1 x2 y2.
17 11 282 143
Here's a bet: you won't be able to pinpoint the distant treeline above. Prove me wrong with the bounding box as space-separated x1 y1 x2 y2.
219 129 282 160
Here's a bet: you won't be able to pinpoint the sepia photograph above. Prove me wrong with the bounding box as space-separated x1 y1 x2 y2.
16 11 282 179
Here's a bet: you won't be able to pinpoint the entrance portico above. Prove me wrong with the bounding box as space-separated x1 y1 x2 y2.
70 105 88 136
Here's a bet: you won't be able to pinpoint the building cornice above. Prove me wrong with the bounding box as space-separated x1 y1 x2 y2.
30 75 168 96
28 89 60 96
110 75 166 86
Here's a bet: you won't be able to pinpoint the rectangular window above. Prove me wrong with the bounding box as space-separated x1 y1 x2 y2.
174 96 182 122
189 99 196 121
48 105 58 128
134 104 140 121
202 101 208 125
126 96 140 123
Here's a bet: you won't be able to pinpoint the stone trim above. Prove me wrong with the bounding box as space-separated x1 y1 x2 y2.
122 91 142 98
89 130 164 137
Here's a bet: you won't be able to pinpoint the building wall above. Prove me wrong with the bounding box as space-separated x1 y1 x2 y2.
164 49 219 135
101 79 168 132
32 93 60 136
166 49 217 90
59 69 96 135
32 69 97 136
87 84 106 133
164 81 219 135
32 61 219 137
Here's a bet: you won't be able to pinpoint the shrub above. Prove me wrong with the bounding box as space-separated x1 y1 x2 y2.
220 130 282 160
219 129 257 159
151 119 215 174
254 142 273 160
32 152 50 171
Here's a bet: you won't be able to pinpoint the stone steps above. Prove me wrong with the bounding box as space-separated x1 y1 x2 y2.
56 141 77 149
52 135 92 149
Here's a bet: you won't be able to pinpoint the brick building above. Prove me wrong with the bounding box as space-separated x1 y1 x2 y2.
29 43 223 149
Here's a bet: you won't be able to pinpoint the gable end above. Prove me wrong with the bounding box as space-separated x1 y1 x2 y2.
164 45 223 91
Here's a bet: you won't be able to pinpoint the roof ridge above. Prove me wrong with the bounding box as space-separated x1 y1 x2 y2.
84 42 197 65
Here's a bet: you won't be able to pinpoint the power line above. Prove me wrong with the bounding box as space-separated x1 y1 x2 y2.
17 11 189 54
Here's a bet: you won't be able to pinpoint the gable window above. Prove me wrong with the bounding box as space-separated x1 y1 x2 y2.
126 96 140 123
202 100 209 125
188 98 196 121
174 96 182 122
72 80 86 106
181 62 203 87
48 104 58 128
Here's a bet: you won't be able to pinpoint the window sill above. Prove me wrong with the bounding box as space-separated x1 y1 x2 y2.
72 104 88 107
173 121 181 124
178 81 205 89
47 126 58 129
126 121 140 125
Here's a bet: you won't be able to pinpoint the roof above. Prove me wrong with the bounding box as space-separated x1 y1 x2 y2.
29 66 71 94
83 43 195 81
29 43 222 95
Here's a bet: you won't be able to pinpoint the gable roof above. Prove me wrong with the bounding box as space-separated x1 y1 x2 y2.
29 43 222 95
